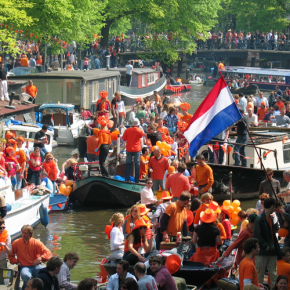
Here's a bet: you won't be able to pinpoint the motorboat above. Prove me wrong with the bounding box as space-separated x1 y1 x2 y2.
3 119 56 153
39 103 86 146
188 74 206 86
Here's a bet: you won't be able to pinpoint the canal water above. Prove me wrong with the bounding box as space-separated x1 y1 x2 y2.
31 85 260 283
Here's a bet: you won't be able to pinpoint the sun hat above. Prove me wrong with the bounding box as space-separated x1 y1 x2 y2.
17 136 25 143
132 118 140 127
138 204 151 216
168 166 175 174
220 205 230 217
161 191 173 200
165 254 182 274
132 219 148 231
208 201 221 214
200 209 217 223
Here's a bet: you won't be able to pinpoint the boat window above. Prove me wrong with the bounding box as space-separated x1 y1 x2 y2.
142 75 145 87
66 80 81 104
283 144 290 163
92 82 99 102
13 130 27 139
28 132 36 139
148 73 155 85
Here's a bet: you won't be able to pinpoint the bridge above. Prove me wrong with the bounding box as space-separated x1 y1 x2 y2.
118 49 290 78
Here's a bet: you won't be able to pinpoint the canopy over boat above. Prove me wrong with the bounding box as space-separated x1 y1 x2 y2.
39 104 75 111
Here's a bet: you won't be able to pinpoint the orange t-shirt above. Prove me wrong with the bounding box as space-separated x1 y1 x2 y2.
122 127 144 152
239 257 259 290
181 114 192 124
36 59 43 65
165 172 190 198
196 164 214 193
15 149 26 173
217 223 227 240
246 102 254 111
149 156 169 180
98 129 111 145
86 135 99 155
257 108 268 121
164 200 187 236
20 58 29 67
277 259 290 290
42 161 58 181
157 126 169 135
275 102 284 110
26 85 38 98
140 155 150 178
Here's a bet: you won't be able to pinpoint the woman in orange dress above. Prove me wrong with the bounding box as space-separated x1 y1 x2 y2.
42 153 58 193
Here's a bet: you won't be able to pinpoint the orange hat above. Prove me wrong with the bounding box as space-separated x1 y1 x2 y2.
99 90 109 99
6 147 15 154
261 102 265 106
168 166 175 174
132 219 148 231
7 139 16 145
5 131 15 140
208 201 221 214
220 205 230 217
138 204 151 216
187 210 194 226
180 102 191 111
165 254 182 274
200 209 217 223
143 217 152 229
161 191 173 200
93 128 100 137
177 121 188 131
97 116 109 126
17 136 25 143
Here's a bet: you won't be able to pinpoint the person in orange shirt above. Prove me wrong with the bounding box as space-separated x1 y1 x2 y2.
276 96 285 110
180 102 192 124
194 193 213 226
218 61 225 70
26 80 38 104
8 224 51 289
95 117 111 177
139 147 150 180
277 248 290 290
86 128 99 162
36 55 43 65
156 119 169 136
42 153 58 194
20 54 29 67
122 119 145 183
257 102 268 121
15 144 26 190
239 238 260 290
154 91 162 114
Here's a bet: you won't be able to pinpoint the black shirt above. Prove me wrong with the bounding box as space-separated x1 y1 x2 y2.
237 116 249 136
0 68 7 81
195 223 220 247
147 131 162 146
34 130 45 148
111 98 117 110
65 167 74 180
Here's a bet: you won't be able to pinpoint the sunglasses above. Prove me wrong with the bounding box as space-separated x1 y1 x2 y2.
0 227 5 230
267 173 273 176
147 182 153 184
47 158 53 160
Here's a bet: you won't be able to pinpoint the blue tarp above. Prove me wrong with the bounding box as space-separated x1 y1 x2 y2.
5 119 54 131
113 175 135 182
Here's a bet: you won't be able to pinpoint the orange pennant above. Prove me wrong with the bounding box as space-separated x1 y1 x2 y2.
244 156 251 159
57 203 63 208
221 145 227 153
208 144 213 152
226 146 233 155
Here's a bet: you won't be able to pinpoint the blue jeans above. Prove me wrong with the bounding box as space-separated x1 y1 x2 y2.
208 140 225 164
126 151 141 183
21 264 44 290
39 147 48 161
233 134 248 167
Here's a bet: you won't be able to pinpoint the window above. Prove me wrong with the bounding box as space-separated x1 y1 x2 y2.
105 80 108 91
142 75 145 87
113 79 116 93
147 73 155 85
283 144 290 163
92 81 99 102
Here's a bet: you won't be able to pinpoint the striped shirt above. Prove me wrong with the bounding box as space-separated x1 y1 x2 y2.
56 263 77 290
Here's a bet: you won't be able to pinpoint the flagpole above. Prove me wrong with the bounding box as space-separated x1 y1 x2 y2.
245 125 280 202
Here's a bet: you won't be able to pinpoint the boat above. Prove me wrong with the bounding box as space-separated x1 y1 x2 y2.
188 74 206 86
3 119 56 152
230 84 259 95
102 254 234 289
2 180 50 239
49 194 68 211
117 68 167 106
197 130 290 201
39 104 86 146
215 66 290 91
164 84 191 94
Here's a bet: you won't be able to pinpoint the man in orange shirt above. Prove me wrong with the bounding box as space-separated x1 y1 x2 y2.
149 147 169 191
195 154 214 197
156 119 169 136
239 238 260 290
257 102 268 121
277 248 290 290
9 225 51 290
180 103 192 124
160 191 190 240
140 147 150 179
26 80 38 104
20 54 29 67
275 96 284 110
165 163 190 201
86 128 99 161
122 119 145 183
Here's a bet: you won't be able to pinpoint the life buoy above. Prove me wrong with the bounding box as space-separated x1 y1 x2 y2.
39 203 49 227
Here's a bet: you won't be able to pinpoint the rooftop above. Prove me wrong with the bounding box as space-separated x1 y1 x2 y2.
0 100 38 120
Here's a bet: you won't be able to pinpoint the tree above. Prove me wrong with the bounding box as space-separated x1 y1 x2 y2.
0 0 33 55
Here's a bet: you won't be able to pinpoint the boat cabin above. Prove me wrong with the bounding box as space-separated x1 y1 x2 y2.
8 69 121 111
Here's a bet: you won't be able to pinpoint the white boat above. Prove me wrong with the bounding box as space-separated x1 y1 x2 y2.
1 178 50 239
188 74 205 86
3 120 56 153
39 104 86 146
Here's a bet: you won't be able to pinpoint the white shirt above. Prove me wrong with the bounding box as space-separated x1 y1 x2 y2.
245 114 258 125
141 186 157 205
116 100 125 113
126 64 133 75
256 97 269 108
239 97 247 112
110 226 124 251
107 273 136 290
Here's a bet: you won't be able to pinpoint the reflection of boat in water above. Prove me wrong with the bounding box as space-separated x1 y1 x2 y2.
198 130 290 200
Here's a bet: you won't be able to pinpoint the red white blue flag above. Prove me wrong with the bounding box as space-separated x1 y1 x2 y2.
184 76 242 157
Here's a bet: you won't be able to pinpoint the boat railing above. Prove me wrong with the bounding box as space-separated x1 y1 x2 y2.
209 138 279 170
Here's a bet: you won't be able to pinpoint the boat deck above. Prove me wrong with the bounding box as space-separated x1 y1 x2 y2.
0 100 38 119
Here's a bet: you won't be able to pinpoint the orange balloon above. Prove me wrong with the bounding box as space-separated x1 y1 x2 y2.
161 149 167 155
64 188 71 196
59 184 66 194
66 186 72 193
187 210 194 227
228 206 234 214
278 228 289 237
230 216 239 226
65 180 73 186
156 141 162 148
232 200 241 209
236 207 242 213
231 212 238 219
223 200 231 207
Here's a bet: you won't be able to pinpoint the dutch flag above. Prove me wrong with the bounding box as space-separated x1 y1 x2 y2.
184 75 242 157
